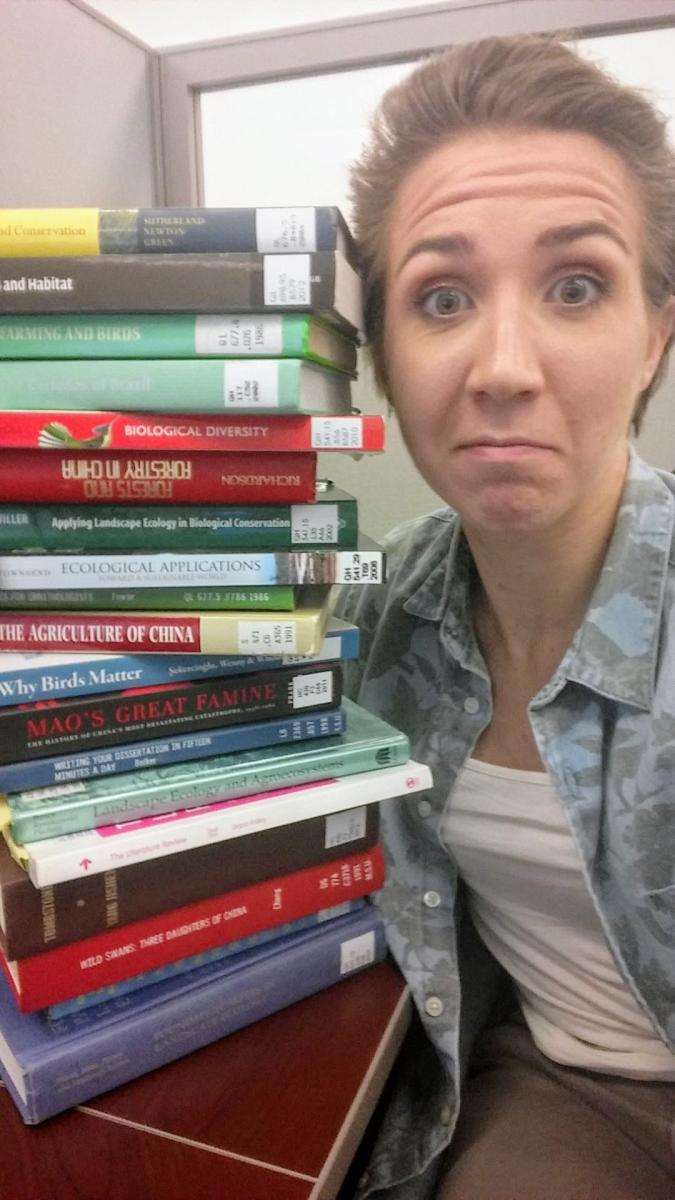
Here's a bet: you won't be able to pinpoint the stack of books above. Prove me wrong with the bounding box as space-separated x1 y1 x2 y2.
0 206 432 1124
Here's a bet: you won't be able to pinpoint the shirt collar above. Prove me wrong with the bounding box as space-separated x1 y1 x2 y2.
403 449 675 708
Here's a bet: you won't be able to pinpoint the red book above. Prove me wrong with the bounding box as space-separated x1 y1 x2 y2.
0 845 385 1012
0 449 316 504
0 410 386 453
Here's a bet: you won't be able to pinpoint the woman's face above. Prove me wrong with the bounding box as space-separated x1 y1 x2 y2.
382 128 675 536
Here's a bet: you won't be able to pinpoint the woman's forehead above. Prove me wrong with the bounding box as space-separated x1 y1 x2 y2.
386 128 644 261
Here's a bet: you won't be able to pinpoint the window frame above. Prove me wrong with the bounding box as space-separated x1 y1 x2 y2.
156 0 675 205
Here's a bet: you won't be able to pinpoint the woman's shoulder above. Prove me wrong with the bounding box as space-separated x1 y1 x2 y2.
337 506 456 619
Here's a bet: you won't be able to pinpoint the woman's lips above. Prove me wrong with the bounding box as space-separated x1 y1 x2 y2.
457 440 552 461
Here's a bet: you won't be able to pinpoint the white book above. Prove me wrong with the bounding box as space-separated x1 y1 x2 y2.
19 760 433 887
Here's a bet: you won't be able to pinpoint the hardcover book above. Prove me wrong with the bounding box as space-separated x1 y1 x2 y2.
0 846 385 1012
0 584 333 656
0 411 385 453
0 585 298 611
0 486 358 553
0 358 355 414
0 705 346 794
0 206 356 259
0 614 359 706
0 251 363 334
0 538 384 590
0 799 380 958
3 698 405 835
0 448 317 504
0 660 343 763
9 758 433 886
0 313 358 373
0 904 386 1124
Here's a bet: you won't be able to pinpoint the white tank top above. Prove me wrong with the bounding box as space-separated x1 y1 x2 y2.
442 757 675 1079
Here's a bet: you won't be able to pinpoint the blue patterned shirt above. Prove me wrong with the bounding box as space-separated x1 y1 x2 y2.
336 449 675 1199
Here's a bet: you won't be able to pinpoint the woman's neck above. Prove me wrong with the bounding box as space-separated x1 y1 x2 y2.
465 484 623 665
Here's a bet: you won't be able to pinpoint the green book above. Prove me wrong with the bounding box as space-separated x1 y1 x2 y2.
0 585 297 611
6 699 410 842
0 485 358 552
0 357 353 414
0 313 358 373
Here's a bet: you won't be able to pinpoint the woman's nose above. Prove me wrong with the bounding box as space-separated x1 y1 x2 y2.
466 301 545 404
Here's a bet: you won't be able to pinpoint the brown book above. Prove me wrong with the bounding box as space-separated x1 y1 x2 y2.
0 251 362 333
0 805 379 960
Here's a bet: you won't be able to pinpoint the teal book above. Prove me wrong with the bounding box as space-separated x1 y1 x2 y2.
5 698 410 842
0 585 297 611
0 313 358 373
0 358 353 414
0 485 358 553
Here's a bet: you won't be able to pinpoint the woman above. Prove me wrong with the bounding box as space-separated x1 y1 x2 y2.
337 34 675 1200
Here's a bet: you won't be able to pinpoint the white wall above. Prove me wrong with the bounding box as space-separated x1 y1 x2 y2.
1 0 156 206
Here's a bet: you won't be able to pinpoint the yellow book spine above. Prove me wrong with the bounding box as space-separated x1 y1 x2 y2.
0 209 101 256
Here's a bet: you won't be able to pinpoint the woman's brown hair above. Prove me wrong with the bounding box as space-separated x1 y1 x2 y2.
350 34 675 430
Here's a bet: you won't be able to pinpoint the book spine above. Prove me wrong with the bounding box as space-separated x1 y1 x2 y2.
0 606 327 657
0 499 358 552
0 585 297 611
6 716 408 839
0 547 384 590
0 620 359 706
2 906 385 1124
0 358 352 414
0 802 379 958
0 252 362 334
0 449 316 505
47 900 363 1018
0 661 342 764
23 761 432 886
5 847 385 1011
0 207 347 256
0 411 383 453
0 707 346 795
0 313 358 372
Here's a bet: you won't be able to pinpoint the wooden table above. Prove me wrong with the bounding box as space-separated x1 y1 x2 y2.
2 962 409 1200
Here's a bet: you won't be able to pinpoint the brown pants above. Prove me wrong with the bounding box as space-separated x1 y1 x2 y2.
437 1021 675 1200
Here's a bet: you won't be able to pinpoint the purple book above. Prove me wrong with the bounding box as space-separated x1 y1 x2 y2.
0 904 385 1124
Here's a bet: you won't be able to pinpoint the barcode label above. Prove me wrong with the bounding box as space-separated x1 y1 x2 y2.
292 670 333 709
291 503 339 544
325 807 367 848
340 930 376 974
237 622 297 654
311 417 363 449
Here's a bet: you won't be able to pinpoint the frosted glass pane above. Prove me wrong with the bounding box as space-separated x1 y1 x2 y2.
200 61 415 219
578 27 675 134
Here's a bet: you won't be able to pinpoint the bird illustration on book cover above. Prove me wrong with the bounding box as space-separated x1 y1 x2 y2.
37 421 112 449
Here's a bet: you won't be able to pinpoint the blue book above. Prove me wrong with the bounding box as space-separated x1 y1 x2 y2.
0 706 346 793
46 900 364 1019
0 905 386 1124
0 615 359 707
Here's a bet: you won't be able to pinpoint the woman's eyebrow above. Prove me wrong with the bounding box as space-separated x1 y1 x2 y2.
536 221 630 254
396 234 473 275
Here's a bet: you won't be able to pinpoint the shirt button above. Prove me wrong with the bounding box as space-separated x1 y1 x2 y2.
423 890 441 908
424 995 444 1018
463 697 479 714
417 799 432 818
440 1105 452 1125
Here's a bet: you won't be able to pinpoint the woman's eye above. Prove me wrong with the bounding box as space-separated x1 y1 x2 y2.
549 274 604 306
419 286 472 317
